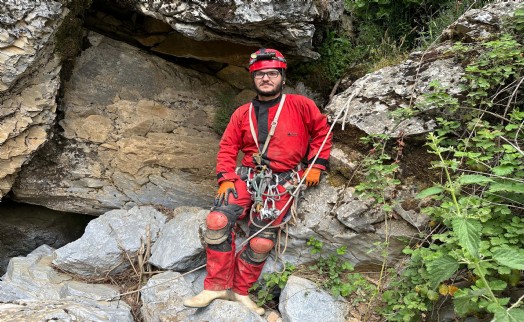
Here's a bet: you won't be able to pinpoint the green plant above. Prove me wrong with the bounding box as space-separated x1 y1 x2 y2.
212 90 237 135
513 7 524 34
306 237 375 301
355 133 402 213
380 25 524 321
306 235 324 254
352 133 407 319
250 263 296 307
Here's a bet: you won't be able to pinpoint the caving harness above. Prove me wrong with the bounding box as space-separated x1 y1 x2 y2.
243 166 301 221
243 94 302 223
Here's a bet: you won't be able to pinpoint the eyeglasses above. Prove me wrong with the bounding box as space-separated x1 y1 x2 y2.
253 70 281 79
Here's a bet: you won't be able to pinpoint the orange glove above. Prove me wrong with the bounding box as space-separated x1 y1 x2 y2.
214 181 237 206
304 168 322 187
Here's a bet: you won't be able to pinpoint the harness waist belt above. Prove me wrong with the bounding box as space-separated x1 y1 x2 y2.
236 165 300 185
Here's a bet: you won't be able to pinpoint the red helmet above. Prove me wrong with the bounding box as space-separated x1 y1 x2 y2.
248 48 287 73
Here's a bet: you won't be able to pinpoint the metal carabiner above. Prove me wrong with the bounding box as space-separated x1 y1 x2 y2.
260 198 280 220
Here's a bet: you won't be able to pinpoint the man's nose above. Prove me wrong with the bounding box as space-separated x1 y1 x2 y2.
262 73 270 79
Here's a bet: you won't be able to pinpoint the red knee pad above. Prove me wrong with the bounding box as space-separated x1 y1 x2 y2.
249 237 274 254
206 211 228 230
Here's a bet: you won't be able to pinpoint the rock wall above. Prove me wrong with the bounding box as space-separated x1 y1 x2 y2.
0 1 66 196
129 0 344 60
12 32 229 214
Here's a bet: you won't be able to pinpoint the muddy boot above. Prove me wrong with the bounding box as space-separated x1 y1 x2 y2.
231 292 265 315
183 290 229 308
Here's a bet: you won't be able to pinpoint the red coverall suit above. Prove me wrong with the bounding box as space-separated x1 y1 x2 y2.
203 93 332 295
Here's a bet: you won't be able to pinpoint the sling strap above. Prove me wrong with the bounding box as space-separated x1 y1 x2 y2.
248 94 286 159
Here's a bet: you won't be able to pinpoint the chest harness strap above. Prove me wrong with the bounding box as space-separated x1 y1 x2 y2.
248 94 286 166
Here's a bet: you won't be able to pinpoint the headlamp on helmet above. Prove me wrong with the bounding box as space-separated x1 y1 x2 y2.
248 48 287 73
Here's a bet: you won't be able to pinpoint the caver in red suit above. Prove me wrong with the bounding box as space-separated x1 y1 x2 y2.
183 48 332 315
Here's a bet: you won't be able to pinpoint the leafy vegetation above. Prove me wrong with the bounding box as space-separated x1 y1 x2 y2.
250 262 296 307
293 0 493 96
212 90 238 135
370 9 524 321
250 237 374 309
305 237 376 299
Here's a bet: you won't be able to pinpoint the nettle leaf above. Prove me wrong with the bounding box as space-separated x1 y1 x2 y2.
452 218 481 258
493 307 524 322
458 175 494 185
492 165 515 176
492 248 524 270
453 288 487 316
426 255 459 288
416 186 444 199
488 279 507 291
507 308 524 322
490 182 524 194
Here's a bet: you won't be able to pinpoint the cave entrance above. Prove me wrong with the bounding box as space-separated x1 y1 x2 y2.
0 199 93 275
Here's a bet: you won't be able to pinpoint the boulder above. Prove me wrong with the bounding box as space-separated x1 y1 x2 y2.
0 299 133 322
325 1 522 138
53 206 167 276
141 271 266 322
279 275 349 322
149 207 208 271
140 271 196 322
0 245 133 321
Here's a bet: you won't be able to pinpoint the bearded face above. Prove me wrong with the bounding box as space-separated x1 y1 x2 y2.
252 69 284 100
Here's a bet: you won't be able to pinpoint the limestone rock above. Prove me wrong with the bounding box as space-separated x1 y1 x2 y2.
0 0 66 197
140 271 196 322
393 203 430 230
333 188 383 233
181 299 266 322
441 1 523 42
149 207 208 271
0 245 133 321
141 271 265 322
329 143 361 180
325 54 456 137
273 183 419 268
325 1 522 138
12 32 227 214
0 1 64 93
0 299 133 322
131 0 345 60
216 65 251 90
53 206 167 276
279 275 349 322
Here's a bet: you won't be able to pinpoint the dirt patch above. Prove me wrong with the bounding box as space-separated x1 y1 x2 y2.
332 125 440 191
332 124 369 153
397 138 441 189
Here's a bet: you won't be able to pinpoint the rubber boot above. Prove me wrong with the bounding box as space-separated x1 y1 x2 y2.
231 292 265 315
183 289 229 308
